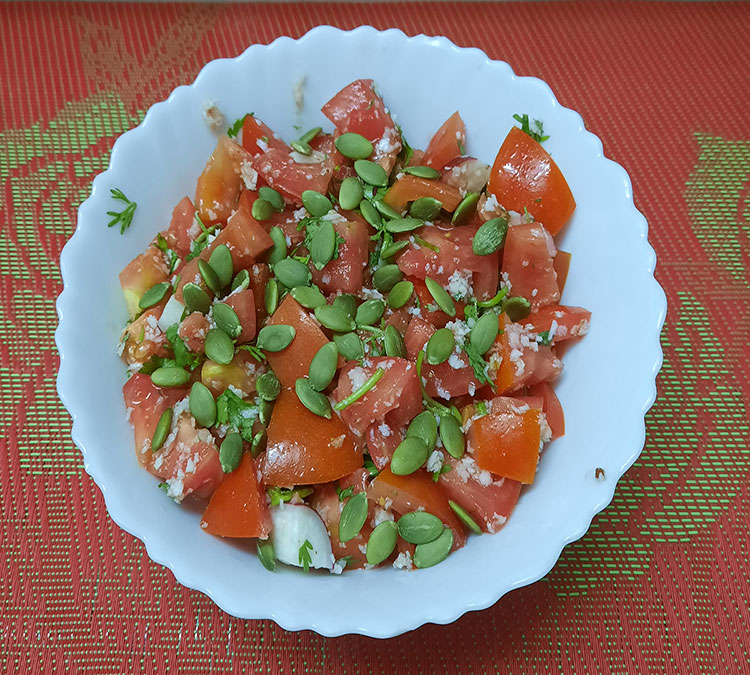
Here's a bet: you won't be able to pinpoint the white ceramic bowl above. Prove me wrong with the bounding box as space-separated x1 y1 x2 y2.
56 26 666 638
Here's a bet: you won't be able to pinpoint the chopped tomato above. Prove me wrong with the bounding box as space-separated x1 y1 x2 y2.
225 289 257 343
248 263 270 326
122 307 170 366
441 157 491 195
383 175 463 213
488 126 575 235
119 245 169 318
264 295 330 388
310 218 369 295
310 484 371 568
178 311 209 353
527 381 564 439
195 136 252 224
309 133 350 183
201 350 259 398
524 304 591 342
366 421 405 470
262 388 363 486
241 114 289 156
383 306 411 334
201 451 271 538
173 258 208 304
208 204 274 268
251 148 331 205
422 112 466 170
338 468 371 494
166 196 198 258
554 250 572 295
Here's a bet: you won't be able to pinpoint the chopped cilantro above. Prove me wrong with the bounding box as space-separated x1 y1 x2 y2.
457 138 465 155
216 389 260 441
238 344 267 362
165 324 200 371
463 341 496 391
432 464 451 483
537 330 552 346
106 188 137 234
363 455 380 478
227 113 252 138
298 539 313 572
513 113 549 143
475 400 489 417
155 233 180 273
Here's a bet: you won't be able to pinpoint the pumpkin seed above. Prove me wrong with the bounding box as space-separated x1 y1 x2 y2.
390 436 429 475
426 327 455 365
299 127 322 145
256 539 276 571
372 264 403 292
373 199 402 220
354 159 388 187
290 139 311 156
302 190 332 217
258 186 284 212
273 257 311 289
231 268 250 293
448 500 482 535
384 324 406 358
314 305 355 333
333 332 364 361
256 324 296 352
295 377 332 418
268 226 288 265
424 277 456 317
439 414 465 459
204 328 234 365
380 240 409 259
290 284 326 309
338 491 368 542
410 197 442 221
387 280 414 309
338 177 364 211
308 342 338 391
470 311 499 355
212 302 242 339
256 371 281 401
310 219 336 269
139 282 170 310
366 521 398 566
332 294 357 320
258 399 274 426
407 410 438 450
472 216 508 256
397 511 443 544
250 428 267 457
504 296 532 322
384 217 424 234
198 259 221 294
151 407 172 452
189 381 216 427
335 132 373 160
355 298 385 326
252 198 274 221
451 192 480 226
403 165 441 180
359 198 381 227
208 244 233 288
264 279 279 315
219 432 243 473
413 527 453 568
182 283 211 315
151 366 190 388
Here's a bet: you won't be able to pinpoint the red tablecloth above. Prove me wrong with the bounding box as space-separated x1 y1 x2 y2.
1 2 749 672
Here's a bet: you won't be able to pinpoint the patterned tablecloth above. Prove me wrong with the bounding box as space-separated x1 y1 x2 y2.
1 2 749 672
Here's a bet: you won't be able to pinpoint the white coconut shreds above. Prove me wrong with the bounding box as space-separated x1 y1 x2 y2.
393 551 413 571
447 269 473 301
454 456 493 487
487 513 507 534
347 366 368 391
240 161 258 190
426 450 445 474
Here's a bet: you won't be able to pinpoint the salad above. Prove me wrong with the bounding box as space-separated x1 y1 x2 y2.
116 79 590 574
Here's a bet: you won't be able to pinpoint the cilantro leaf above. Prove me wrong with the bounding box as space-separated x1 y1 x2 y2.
106 188 137 234
227 113 250 138
537 330 552 346
512 113 549 143
431 464 451 483
216 389 260 441
475 400 489 417
463 342 496 390
396 123 413 167
165 324 200 371
155 234 180 273
298 539 313 572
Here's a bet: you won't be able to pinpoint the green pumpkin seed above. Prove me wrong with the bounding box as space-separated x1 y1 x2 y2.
354 159 388 187
302 190 332 217
413 527 453 568
189 381 216 427
257 539 276 571
403 165 441 180
504 296 532 322
314 304 355 333
338 177 364 211
310 219 336 269
332 294 357 320
451 192 480 226
472 216 508 256
439 414 465 459
259 186 285 212
384 217 424 234
256 324 296 352
208 244 233 288
267 226 288 265
290 139 311 156
250 428 267 457
333 332 364 361
198 259 221 294
424 277 456 317
380 240 409 259
373 199 402 220
274 257 311 289
299 127 322 144
397 511 443 544
252 198 274 221
258 399 273 426
151 407 172 452
256 371 281 401
407 411 438 450
372 264 403 292
410 197 442 222
294 377 332 419
204 328 234 365
182 283 211 315
231 268 250 293
151 366 190 388
390 436 429 475
219 432 243 473
308 342 338 391
470 311 499 355
139 282 170 310
265 278 279 315
387 280 414 309
448 500 482 535
426 328 455 365
212 302 242 339
335 132 373 160
290 284 326 309
338 491 368 542
359 199 381 227
355 298 385 326
366 521 398 566
384 324 406 358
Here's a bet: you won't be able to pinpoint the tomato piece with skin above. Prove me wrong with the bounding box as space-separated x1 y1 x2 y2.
526 381 564 439
210 204 274 268
119 245 169 318
406 278 458 329
201 451 271 538
488 126 576 235
122 307 170 366
422 112 466 171
338 468 371 494
195 136 253 225
553 250 572 295
310 219 369 295
524 304 591 342
383 175 463 213
225 289 257 343
309 133 350 183
241 114 289 156
200 350 260 398
366 420 405 470
166 196 198 258
251 148 332 206
248 263 270 326
262 388 363 486
178 311 210 353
